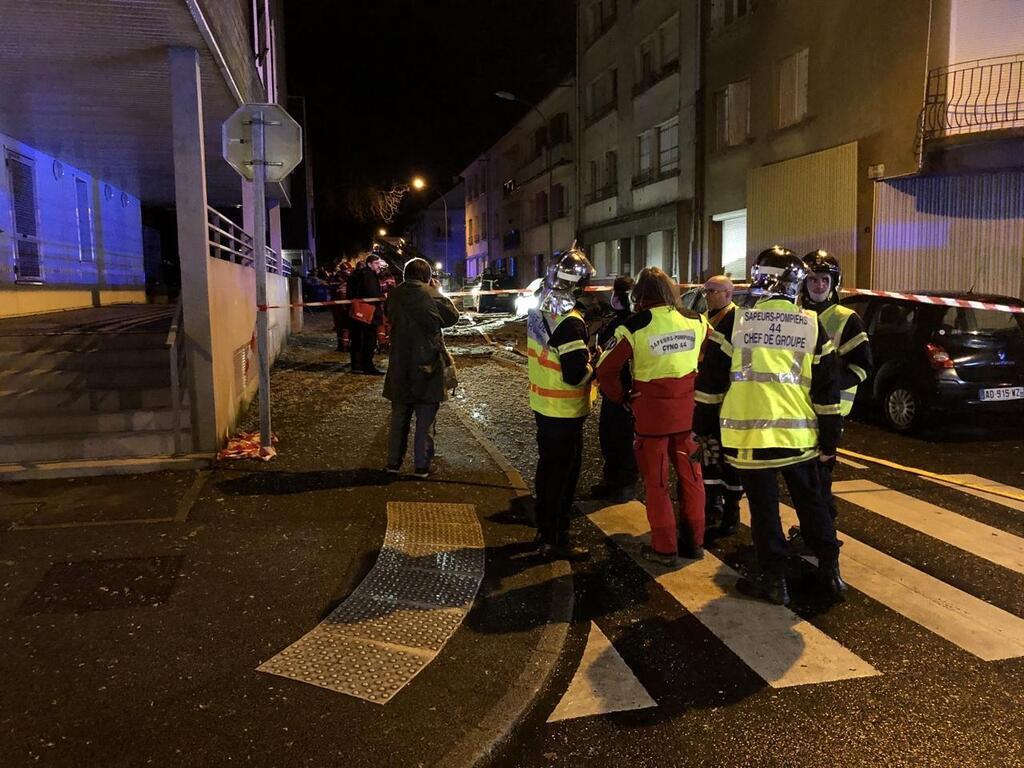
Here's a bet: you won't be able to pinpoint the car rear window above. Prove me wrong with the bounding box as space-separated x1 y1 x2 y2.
939 307 1023 336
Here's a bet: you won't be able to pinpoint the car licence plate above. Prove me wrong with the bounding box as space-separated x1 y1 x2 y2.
979 386 1024 401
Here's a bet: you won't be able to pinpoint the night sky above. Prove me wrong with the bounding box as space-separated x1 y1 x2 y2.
285 0 577 261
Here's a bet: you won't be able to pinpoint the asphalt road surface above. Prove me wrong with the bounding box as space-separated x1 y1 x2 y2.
452 357 1024 768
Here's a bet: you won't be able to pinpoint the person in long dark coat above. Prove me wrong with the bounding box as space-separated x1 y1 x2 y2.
347 254 386 374
383 258 460 477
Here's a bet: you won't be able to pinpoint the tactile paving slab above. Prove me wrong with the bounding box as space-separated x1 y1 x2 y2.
258 502 483 703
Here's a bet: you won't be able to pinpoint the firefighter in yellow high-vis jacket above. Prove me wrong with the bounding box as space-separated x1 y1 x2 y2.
526 247 597 562
694 246 846 607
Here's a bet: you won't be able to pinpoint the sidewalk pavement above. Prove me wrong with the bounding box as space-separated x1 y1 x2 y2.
0 316 570 768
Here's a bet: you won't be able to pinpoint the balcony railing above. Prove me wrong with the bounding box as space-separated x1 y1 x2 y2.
207 207 290 276
584 184 617 205
632 59 680 98
584 101 617 129
920 54 1024 143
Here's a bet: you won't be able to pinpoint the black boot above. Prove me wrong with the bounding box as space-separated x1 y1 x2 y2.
818 558 848 601
736 572 790 606
718 501 739 536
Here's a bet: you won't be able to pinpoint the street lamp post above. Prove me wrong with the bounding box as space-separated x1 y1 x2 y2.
496 91 554 275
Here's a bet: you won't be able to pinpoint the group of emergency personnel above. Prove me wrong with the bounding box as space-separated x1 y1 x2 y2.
525 243 872 606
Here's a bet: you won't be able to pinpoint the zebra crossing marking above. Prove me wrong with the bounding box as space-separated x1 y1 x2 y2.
589 502 879 688
923 474 1024 514
547 622 657 722
741 502 1024 661
832 479 1024 575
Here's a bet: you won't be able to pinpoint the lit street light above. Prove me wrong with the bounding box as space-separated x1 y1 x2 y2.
378 227 388 236
411 178 450 274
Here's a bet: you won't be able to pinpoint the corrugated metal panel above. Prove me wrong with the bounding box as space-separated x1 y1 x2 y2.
747 142 858 282
872 171 1024 299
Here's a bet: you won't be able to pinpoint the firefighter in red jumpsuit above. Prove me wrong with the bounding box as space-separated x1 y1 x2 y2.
596 267 711 564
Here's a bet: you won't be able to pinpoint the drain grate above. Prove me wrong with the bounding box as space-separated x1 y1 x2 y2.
19 555 183 614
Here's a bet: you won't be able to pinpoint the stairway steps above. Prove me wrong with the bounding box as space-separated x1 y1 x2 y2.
0 331 168 353
0 408 187 438
0 388 186 415
0 366 172 391
0 429 191 464
0 347 169 371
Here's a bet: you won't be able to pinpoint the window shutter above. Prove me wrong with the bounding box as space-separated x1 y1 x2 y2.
7 152 41 281
727 80 750 145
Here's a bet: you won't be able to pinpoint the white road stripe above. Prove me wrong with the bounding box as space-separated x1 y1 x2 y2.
589 502 879 688
547 623 657 722
923 474 1024 514
832 479 1024 575
742 503 1024 661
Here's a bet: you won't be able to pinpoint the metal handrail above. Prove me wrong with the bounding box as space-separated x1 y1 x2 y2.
207 205 291 276
165 299 187 456
920 53 1024 142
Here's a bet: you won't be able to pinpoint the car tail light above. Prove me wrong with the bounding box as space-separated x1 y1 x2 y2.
925 343 954 369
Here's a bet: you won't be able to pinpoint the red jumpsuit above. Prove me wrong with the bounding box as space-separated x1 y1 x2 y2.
596 303 710 555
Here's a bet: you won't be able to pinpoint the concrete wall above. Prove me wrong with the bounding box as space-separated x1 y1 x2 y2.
0 132 145 317
208 257 291 443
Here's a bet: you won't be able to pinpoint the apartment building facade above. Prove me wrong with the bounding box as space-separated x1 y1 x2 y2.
461 82 576 286
578 0 700 281
701 0 1024 297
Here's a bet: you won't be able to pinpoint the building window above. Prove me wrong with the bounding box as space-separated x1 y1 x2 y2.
481 215 487 240
74 177 94 263
535 191 549 225
252 0 278 101
658 118 679 172
587 68 618 122
636 38 654 83
659 17 679 66
711 0 753 33
588 160 599 199
549 112 571 146
551 184 566 219
586 0 617 46
533 125 548 159
467 218 473 245
714 79 751 150
637 131 653 176
605 150 617 187
777 48 809 128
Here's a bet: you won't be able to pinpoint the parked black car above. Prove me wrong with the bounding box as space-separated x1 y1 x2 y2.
841 291 1024 431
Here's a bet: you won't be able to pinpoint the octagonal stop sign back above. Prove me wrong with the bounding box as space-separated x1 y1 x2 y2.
222 103 303 183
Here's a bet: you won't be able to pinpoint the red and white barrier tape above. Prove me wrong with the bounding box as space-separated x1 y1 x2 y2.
258 283 1024 314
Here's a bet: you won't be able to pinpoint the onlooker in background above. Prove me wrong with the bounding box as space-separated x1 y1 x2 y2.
347 253 387 374
383 258 460 477
591 275 638 502
330 257 355 352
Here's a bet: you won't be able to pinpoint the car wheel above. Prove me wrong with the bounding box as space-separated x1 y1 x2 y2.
881 382 923 432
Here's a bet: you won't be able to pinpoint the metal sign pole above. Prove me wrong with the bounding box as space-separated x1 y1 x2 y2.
251 110 272 450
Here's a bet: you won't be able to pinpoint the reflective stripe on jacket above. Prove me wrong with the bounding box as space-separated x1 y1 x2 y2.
527 308 596 418
720 298 834 462
818 303 865 416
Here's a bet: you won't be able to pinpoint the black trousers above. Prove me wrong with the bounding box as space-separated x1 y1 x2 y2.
598 398 637 488
349 322 377 371
534 412 586 547
818 455 837 519
739 459 840 575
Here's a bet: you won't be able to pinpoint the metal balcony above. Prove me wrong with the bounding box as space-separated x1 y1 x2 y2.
920 54 1024 144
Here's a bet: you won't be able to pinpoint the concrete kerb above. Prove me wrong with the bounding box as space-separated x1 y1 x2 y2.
440 404 573 768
